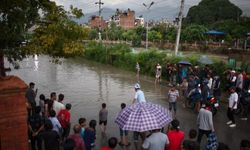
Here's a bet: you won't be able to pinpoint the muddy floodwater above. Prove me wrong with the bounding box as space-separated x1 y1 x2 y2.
9 56 250 150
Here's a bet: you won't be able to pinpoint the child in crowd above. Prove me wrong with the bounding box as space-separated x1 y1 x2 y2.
101 137 118 150
58 103 72 141
167 119 185 150
49 110 62 136
28 106 44 150
168 85 180 118
79 117 87 138
40 119 60 150
182 129 200 150
118 103 130 147
39 94 46 116
83 120 97 150
99 103 108 137
181 78 188 108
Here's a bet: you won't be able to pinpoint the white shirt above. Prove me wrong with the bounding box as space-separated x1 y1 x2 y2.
229 92 238 109
134 90 146 103
53 101 65 116
142 132 169 150
208 78 213 90
168 90 179 103
231 76 237 82
49 117 62 134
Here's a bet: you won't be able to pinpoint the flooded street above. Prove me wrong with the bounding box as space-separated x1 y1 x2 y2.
9 56 250 150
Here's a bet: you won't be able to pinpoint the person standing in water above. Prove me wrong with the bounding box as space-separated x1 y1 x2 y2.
136 62 140 82
133 83 146 103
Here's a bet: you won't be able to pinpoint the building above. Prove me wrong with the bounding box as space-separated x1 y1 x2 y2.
110 8 136 29
89 15 107 29
119 9 135 29
135 16 144 27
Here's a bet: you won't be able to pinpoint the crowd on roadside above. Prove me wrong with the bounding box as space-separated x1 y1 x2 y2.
152 63 250 120
25 60 250 150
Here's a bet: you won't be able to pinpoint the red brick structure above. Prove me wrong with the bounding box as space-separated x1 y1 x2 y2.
0 76 28 150
89 16 107 29
119 9 135 29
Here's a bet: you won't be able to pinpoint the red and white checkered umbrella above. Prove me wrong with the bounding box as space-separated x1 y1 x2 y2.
115 102 172 132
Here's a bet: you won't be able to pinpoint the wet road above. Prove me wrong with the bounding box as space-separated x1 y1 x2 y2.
9 56 250 150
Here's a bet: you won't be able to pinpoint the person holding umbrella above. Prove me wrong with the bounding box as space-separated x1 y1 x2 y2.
133 83 146 104
132 83 147 149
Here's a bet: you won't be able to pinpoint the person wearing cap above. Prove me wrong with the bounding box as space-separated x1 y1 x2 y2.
133 83 146 149
226 87 238 128
229 70 237 88
197 102 214 143
133 83 146 103
166 119 185 150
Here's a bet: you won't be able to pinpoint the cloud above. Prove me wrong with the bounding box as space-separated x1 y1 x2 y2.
53 0 250 15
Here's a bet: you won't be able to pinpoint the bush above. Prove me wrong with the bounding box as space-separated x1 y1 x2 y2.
83 42 228 82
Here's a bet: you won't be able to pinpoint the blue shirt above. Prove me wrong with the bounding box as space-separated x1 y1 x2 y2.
83 128 96 150
135 90 146 103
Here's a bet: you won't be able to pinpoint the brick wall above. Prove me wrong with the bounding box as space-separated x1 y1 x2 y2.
0 76 28 150
90 16 107 29
120 10 135 29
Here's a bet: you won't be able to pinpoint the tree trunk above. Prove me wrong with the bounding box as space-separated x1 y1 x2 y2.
0 51 6 77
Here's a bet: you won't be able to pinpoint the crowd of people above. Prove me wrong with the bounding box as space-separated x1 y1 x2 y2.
153 63 250 120
25 60 250 150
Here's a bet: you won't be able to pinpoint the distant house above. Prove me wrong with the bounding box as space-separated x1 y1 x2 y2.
135 16 144 27
89 15 107 29
110 8 136 29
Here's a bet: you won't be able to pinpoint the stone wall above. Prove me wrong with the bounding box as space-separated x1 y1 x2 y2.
0 76 28 150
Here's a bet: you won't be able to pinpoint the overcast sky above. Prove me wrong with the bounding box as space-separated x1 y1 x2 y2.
53 0 250 16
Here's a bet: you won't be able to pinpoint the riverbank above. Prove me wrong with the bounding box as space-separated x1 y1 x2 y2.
84 42 227 81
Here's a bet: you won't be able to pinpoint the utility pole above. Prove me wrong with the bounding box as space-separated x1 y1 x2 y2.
95 0 104 41
143 2 154 51
174 0 184 56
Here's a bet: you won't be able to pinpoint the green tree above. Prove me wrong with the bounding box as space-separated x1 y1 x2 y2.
0 0 54 76
89 29 98 40
185 0 242 25
210 18 250 44
165 27 177 42
105 22 124 40
26 4 85 57
181 24 208 42
122 29 136 41
135 26 146 41
148 30 162 41
150 23 170 40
